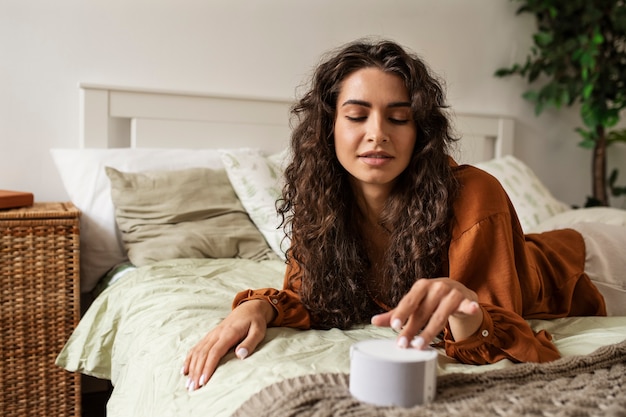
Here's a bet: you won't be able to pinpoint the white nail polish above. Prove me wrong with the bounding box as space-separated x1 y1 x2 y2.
180 366 185 376
236 347 249 360
199 374 206 387
188 381 195 392
397 336 408 348
411 336 425 349
185 377 191 389
391 318 403 331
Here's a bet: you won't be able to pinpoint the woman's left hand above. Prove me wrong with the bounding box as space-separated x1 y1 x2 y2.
371 278 483 349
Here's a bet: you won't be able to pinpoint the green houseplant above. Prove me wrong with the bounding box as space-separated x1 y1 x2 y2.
495 0 626 206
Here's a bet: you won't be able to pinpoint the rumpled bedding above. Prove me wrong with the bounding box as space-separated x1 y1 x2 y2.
56 258 626 417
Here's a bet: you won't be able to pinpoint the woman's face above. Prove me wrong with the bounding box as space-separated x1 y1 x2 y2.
334 67 416 197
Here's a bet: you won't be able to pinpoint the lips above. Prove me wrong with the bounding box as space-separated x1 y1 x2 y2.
359 151 392 159
358 150 394 167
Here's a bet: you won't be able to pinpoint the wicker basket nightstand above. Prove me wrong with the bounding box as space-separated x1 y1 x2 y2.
0 202 81 417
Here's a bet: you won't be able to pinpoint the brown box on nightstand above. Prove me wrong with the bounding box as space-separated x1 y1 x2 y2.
0 190 34 209
0 202 81 417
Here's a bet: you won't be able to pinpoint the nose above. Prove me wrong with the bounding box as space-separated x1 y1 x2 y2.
366 114 388 143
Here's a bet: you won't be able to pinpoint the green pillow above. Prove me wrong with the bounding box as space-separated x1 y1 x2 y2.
106 166 277 266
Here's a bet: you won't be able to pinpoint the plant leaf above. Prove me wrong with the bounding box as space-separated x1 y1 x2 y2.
575 127 594 141
608 128 626 144
522 90 539 102
534 31 553 46
578 137 596 149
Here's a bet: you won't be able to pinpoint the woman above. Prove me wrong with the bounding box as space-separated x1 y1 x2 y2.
183 39 624 392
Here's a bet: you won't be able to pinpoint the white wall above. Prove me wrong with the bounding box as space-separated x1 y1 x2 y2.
2 0 624 207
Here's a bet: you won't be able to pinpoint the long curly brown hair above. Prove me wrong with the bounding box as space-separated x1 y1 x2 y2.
277 39 459 329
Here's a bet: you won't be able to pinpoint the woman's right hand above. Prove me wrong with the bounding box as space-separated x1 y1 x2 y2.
182 299 276 391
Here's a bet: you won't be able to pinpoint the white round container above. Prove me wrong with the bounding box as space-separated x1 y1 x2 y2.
349 339 438 407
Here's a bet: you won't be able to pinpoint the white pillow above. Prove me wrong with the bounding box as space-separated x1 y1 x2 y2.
51 148 225 292
220 148 291 259
528 207 626 233
474 155 570 232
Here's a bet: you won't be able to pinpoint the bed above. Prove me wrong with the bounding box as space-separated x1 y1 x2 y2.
53 84 626 416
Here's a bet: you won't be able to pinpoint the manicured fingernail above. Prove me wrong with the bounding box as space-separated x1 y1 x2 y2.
188 381 195 392
199 374 206 387
180 366 185 376
411 336 425 349
236 347 249 360
397 336 409 348
391 318 403 331
185 377 191 389
371 314 380 324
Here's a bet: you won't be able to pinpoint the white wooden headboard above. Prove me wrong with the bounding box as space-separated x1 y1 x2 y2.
79 83 514 163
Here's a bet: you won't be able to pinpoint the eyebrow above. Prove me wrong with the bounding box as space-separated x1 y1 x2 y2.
341 99 411 108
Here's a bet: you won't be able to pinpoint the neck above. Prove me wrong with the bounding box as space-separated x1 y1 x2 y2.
350 182 391 227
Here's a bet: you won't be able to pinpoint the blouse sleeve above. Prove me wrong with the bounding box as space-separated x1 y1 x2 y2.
232 258 311 329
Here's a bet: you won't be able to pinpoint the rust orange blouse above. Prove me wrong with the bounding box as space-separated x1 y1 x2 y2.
233 162 606 364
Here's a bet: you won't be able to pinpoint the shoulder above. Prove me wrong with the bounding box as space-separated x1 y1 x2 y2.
454 164 507 196
451 164 515 235
453 164 511 208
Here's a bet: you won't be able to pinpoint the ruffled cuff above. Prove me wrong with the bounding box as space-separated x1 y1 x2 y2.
233 288 311 329
443 304 495 365
443 304 560 364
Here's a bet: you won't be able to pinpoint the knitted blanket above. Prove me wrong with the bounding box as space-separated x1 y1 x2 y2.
233 339 626 417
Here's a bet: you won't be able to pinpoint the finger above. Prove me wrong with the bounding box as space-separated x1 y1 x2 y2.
456 299 480 316
412 291 465 348
397 281 464 348
370 311 394 327
399 281 449 335
235 321 266 360
182 352 192 376
183 337 207 376
185 346 208 392
186 326 239 391
196 337 233 388
186 336 218 391
390 280 429 331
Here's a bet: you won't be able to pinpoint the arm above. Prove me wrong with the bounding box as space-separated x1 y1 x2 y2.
183 258 310 390
442 167 561 363
441 210 561 363
373 166 561 364
182 299 275 391
373 212 560 363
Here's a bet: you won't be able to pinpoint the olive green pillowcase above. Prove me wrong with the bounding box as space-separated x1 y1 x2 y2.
105 166 277 266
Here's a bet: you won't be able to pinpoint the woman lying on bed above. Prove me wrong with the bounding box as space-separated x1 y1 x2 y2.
182 39 626 392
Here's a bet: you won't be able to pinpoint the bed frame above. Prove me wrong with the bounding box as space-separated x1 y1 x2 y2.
79 83 514 163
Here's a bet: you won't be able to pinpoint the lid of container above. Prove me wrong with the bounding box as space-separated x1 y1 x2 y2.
351 339 438 362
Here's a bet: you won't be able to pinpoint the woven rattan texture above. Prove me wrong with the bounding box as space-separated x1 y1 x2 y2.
0 202 81 417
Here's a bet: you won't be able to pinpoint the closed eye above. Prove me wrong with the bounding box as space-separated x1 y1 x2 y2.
389 118 409 124
346 115 367 122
